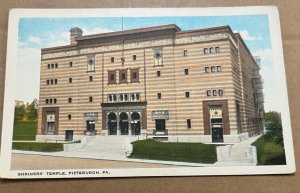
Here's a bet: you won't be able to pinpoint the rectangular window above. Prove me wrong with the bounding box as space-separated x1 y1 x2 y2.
111 57 114 63
184 68 189 75
68 98 72 103
51 79 53 84
69 78 72 83
119 69 127 84
51 64 54 68
47 80 50 85
55 63 58 68
54 99 57 104
121 57 125 64
157 93 162 99
215 47 220 53
46 99 49 104
108 70 116 84
213 90 217 96
68 115 72 120
69 62 73 67
187 119 191 129
47 64 50 69
209 47 215 53
157 71 161 77
205 67 210 73
89 76 93 82
211 66 216 73
54 79 57 84
89 96 93 102
183 50 188 56
217 66 222 72
207 90 212 96
130 68 139 83
133 55 137 61
204 48 209 54
185 91 190 98
49 99 53 104
218 90 224 96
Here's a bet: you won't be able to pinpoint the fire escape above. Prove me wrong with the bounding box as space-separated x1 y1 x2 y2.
252 56 265 133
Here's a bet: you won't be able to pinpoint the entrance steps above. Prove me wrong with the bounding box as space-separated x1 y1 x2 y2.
215 145 257 166
64 135 145 155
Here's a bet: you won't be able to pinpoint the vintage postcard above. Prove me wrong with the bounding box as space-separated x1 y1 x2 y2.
0 7 295 178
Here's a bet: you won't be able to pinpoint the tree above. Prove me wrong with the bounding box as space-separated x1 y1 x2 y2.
264 111 284 149
14 104 26 122
26 102 38 121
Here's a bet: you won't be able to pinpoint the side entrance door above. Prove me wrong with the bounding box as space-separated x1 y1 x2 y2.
212 126 224 142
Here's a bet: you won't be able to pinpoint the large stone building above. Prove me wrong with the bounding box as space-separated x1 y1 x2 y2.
37 24 264 143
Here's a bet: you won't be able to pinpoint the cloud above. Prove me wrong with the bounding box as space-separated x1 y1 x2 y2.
28 36 41 44
235 30 262 41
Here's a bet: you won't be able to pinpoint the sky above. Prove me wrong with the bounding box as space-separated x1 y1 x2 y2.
17 14 278 111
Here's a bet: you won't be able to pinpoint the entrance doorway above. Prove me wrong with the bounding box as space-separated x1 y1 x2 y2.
155 119 166 131
131 112 141 135
119 112 129 135
86 121 95 132
46 122 55 134
108 112 117 135
212 125 224 142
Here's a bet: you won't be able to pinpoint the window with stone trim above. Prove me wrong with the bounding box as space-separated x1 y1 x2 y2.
133 55 137 61
69 78 72 83
69 61 73 67
46 99 49 104
205 67 210 73
111 57 114 63
89 76 93 82
217 66 222 72
108 70 117 84
68 98 72 103
213 90 217 96
89 96 93 102
119 69 127 84
130 68 139 83
47 64 50 69
68 114 72 120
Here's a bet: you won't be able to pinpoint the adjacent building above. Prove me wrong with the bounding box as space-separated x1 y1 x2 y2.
37 24 264 143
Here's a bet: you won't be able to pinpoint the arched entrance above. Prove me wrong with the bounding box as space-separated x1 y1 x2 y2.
131 112 141 135
108 112 117 135
119 112 129 135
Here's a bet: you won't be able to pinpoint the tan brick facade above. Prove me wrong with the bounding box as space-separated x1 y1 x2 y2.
38 24 264 142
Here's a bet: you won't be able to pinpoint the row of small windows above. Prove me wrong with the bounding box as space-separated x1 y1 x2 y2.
46 79 58 85
204 47 220 54
205 66 222 73
206 90 224 96
45 98 57 104
47 63 58 69
46 97 93 104
108 93 140 103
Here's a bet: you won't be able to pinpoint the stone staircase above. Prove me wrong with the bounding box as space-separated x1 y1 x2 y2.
215 145 257 166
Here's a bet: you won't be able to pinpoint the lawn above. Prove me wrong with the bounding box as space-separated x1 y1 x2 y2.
129 139 218 164
12 142 64 152
13 121 37 141
252 135 286 165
